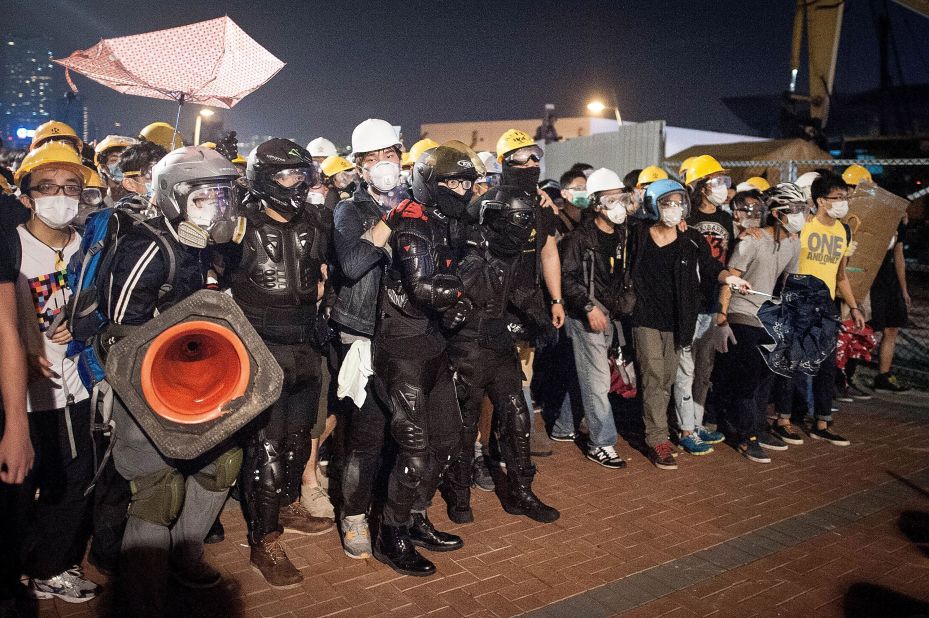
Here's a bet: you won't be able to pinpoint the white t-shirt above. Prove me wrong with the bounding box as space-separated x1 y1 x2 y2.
15 225 89 412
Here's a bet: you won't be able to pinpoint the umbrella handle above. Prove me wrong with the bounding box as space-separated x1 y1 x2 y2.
171 93 185 151
846 215 861 240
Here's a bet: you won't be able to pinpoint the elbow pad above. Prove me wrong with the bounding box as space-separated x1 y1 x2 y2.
427 273 463 311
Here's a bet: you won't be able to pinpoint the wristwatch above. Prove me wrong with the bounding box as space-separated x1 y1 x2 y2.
551 298 564 305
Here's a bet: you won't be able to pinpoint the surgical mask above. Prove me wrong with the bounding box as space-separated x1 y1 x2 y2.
106 163 121 179
307 191 325 205
366 160 400 193
739 217 761 230
568 189 589 208
826 200 848 219
707 185 729 206
660 205 683 227
783 212 806 234
33 195 79 229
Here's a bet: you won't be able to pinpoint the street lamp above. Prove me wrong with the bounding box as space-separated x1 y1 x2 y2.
194 108 215 145
586 99 622 127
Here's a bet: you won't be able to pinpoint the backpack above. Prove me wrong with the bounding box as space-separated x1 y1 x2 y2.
65 207 178 391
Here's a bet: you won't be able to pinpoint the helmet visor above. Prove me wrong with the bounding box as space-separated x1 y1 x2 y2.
272 167 313 188
186 184 236 227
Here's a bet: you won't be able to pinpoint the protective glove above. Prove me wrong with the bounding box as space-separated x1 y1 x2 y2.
712 322 737 354
442 297 474 331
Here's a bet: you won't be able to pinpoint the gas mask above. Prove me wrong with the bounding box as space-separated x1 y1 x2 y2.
306 190 326 206
365 160 401 193
33 195 79 229
176 184 245 248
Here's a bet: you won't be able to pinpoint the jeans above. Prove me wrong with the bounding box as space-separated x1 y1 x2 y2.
674 313 715 433
774 345 838 423
710 323 774 442
565 316 617 449
634 327 682 448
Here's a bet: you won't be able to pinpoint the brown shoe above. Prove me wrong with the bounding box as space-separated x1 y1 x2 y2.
279 501 334 535
250 532 302 588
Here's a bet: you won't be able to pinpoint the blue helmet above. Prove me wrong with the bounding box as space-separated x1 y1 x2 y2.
643 178 689 221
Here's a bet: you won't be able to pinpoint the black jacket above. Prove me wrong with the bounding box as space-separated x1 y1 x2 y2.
331 185 392 336
560 217 626 320
629 225 725 345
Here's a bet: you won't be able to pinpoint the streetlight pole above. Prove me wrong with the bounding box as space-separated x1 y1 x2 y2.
194 108 215 145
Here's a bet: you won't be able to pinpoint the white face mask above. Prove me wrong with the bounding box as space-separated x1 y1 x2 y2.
306 191 325 205
660 205 683 228
707 185 729 206
826 200 848 219
783 212 806 234
33 195 79 229
365 160 400 193
604 205 626 225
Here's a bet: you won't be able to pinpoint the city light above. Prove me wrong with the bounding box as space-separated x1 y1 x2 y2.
199 108 215 117
15 127 36 139
586 100 606 113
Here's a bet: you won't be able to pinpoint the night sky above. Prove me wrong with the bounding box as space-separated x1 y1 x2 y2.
7 0 929 146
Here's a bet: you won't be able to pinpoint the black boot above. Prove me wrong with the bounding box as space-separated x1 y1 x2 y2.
373 524 435 577
204 516 225 544
440 456 474 524
407 511 464 552
503 469 560 523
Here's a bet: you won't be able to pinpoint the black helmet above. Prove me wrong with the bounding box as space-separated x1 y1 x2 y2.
245 138 319 217
471 185 536 257
411 140 484 205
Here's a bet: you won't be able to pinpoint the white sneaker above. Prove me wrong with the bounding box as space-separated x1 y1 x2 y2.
29 568 101 603
340 514 372 560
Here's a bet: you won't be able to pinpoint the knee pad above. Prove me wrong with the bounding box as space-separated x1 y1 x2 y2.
390 382 427 450
396 452 429 490
128 468 185 526
194 446 243 492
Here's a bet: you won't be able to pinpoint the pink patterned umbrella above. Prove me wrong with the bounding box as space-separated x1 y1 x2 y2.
53 16 285 109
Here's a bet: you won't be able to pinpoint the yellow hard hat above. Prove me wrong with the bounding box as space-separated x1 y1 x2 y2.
15 141 93 188
321 155 354 178
85 169 106 189
744 176 771 192
842 164 872 186
678 156 696 178
684 154 727 186
139 122 184 151
496 129 536 162
94 134 138 166
0 175 12 196
30 120 83 152
199 141 217 149
231 154 246 165
405 138 440 167
637 165 669 186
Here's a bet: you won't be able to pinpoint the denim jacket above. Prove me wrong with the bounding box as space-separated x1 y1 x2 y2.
331 185 391 336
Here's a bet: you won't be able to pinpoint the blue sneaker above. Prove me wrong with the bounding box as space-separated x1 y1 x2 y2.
679 433 714 455
696 427 725 444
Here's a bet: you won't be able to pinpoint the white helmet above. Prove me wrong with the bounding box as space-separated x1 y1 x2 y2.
477 151 502 176
794 171 820 203
351 119 401 155
586 167 624 195
307 137 337 158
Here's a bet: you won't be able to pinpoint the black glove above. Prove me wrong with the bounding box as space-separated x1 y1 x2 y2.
442 296 474 331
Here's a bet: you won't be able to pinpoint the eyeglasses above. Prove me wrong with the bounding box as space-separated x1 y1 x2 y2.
504 145 544 165
444 178 473 190
822 194 848 200
122 169 153 181
33 182 83 197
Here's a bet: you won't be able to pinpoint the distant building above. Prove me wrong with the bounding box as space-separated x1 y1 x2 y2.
0 36 59 149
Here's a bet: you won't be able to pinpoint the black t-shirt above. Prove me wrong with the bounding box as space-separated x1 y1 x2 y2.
632 232 680 332
687 208 735 264
0 195 28 282
596 226 620 258
513 201 557 289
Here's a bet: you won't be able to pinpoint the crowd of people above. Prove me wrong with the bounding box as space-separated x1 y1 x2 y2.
0 116 913 616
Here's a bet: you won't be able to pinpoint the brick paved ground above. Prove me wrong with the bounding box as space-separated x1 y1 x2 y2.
35 389 929 617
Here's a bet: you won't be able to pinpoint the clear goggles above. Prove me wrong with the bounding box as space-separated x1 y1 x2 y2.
599 193 635 210
186 184 236 227
658 195 689 211
477 173 501 187
504 144 544 165
332 170 357 187
705 175 732 190
732 201 765 218
80 187 104 207
770 201 809 215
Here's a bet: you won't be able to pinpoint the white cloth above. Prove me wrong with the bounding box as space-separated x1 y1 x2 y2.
337 338 373 408
15 225 89 412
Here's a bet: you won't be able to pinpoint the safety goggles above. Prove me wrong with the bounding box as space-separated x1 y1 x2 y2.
503 145 544 165
732 202 765 217
271 167 311 187
705 175 732 190
657 197 688 210
332 170 357 187
770 201 808 215
186 185 236 227
80 187 104 207
505 210 534 227
477 173 501 187
599 194 634 210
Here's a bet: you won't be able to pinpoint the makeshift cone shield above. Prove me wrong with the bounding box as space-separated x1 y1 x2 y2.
52 16 285 109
